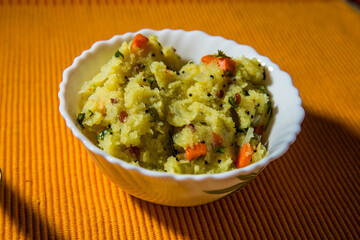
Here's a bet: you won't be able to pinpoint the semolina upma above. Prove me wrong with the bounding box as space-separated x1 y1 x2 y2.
77 34 273 174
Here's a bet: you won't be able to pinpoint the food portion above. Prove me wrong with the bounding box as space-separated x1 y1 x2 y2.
77 34 273 174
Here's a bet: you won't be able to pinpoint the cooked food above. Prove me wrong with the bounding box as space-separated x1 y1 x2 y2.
77 34 272 174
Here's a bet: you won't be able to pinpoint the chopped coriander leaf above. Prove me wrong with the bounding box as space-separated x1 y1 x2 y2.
168 130 178 157
253 85 266 93
217 50 231 58
89 110 94 117
194 156 204 164
115 50 124 58
267 100 272 114
148 77 155 86
98 129 112 141
77 113 85 128
148 107 160 121
265 107 273 130
216 146 226 154
228 96 240 108
224 70 233 77
200 122 207 125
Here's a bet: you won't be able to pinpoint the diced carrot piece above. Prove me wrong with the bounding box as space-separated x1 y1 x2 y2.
201 55 217 64
186 143 207 161
211 132 224 147
130 33 149 51
201 55 237 75
235 143 254 168
217 57 236 75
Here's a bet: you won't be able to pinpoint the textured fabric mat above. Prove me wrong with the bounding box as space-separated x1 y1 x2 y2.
0 0 359 239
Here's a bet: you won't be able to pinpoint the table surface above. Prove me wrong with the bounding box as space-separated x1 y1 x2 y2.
0 0 359 239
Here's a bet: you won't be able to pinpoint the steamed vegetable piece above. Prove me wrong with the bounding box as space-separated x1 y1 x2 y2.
77 34 272 174
201 50 237 75
130 33 150 51
235 143 254 168
186 143 207 161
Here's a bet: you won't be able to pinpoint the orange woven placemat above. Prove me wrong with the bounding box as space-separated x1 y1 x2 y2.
0 0 359 239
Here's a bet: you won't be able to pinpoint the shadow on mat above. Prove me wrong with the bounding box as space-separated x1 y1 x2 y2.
0 176 65 240
132 109 360 238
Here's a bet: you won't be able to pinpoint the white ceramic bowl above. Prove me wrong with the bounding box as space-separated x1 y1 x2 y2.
59 29 304 206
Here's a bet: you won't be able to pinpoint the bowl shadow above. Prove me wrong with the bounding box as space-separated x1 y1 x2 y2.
131 108 360 238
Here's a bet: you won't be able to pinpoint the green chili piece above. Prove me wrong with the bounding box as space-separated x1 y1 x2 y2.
98 129 112 141
216 146 226 154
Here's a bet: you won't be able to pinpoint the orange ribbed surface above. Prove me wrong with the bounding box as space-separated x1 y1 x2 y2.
0 0 359 239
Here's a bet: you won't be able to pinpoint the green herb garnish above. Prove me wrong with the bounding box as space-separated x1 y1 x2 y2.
228 96 239 108
253 85 266 93
77 113 85 128
267 100 272 114
216 146 226 154
98 129 112 141
115 50 124 58
217 50 231 58
265 107 273 130
168 130 177 157
89 110 94 117
147 77 155 87
148 107 160 121
200 122 207 125
224 70 233 77
194 156 204 164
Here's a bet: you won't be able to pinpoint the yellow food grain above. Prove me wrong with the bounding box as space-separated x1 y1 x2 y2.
77 34 272 174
